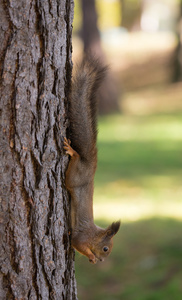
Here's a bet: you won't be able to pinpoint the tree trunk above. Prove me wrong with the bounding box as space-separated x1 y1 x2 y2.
81 0 119 114
0 0 77 299
81 0 102 56
173 0 182 82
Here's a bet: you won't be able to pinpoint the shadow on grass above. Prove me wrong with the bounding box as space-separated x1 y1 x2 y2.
75 218 182 300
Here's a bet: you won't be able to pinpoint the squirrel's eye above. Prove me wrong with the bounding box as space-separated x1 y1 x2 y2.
103 246 109 252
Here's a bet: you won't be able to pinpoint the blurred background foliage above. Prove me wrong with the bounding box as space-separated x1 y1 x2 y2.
72 0 182 299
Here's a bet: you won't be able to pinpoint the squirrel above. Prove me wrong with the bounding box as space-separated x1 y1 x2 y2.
64 58 120 264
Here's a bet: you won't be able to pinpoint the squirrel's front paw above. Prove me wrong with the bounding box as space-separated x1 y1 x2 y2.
89 254 97 264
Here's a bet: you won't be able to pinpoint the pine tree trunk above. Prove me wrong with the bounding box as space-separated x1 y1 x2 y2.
81 0 102 55
173 1 182 82
0 0 77 299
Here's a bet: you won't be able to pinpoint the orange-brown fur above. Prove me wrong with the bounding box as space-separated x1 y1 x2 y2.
64 58 120 264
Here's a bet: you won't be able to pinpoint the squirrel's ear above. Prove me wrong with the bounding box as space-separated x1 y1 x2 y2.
106 221 121 238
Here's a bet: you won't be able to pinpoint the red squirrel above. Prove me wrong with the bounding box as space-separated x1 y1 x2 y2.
64 58 120 264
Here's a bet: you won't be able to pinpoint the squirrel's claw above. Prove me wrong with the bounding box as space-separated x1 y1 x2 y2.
64 137 77 157
89 257 97 264
88 252 98 264
64 137 71 145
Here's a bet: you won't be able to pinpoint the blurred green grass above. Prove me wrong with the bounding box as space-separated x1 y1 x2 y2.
93 113 182 220
75 112 182 300
76 218 182 300
96 113 182 187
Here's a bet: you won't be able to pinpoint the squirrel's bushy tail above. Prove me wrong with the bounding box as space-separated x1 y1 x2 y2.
68 57 107 160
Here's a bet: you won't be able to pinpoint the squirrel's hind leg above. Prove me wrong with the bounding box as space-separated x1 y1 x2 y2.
63 137 77 157
64 137 82 188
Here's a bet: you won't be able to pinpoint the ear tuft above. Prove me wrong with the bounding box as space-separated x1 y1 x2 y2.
106 221 121 238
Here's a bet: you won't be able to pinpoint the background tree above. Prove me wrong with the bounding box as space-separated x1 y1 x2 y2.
173 0 182 82
80 0 119 114
81 0 102 55
0 0 77 299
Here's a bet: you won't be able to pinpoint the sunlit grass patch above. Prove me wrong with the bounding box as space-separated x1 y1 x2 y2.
97 114 182 142
94 113 182 220
94 200 182 222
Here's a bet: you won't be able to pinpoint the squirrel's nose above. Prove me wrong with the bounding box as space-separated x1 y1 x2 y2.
100 258 104 262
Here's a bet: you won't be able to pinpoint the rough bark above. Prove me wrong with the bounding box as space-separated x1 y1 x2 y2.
0 0 77 299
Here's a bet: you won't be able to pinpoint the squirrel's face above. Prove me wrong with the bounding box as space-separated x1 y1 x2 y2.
90 221 120 264
91 237 113 262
